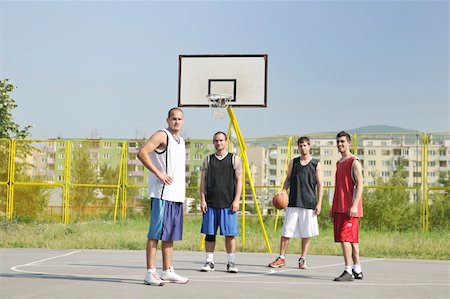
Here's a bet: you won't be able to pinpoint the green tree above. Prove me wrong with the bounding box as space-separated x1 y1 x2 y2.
361 163 419 231
428 170 450 230
186 171 200 214
98 164 120 205
0 78 32 139
70 144 98 218
1 78 50 220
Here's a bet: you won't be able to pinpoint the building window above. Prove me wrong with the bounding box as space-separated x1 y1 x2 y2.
194 154 202 160
194 143 203 149
368 150 376 155
439 161 447 167
324 181 331 186
194 165 201 171
368 171 376 177
402 149 409 156
368 160 376 166
324 170 332 177
413 172 421 178
324 160 332 165
382 161 390 166
323 149 332 156
428 172 436 177
381 171 390 177
58 165 64 170
427 150 436 156
381 150 390 155
103 142 112 148
59 142 65 148
281 149 287 154
58 175 63 181
103 153 111 159
90 153 99 159
428 161 436 167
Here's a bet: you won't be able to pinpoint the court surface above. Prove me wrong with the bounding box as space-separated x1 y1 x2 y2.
1 249 448 298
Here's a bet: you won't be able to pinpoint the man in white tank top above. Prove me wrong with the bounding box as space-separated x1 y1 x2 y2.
138 107 188 286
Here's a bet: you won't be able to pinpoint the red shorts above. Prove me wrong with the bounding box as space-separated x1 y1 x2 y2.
333 213 359 243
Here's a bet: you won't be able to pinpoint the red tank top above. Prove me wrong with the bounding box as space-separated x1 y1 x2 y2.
332 156 363 217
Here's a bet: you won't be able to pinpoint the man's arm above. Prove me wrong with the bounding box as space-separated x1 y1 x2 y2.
314 161 324 215
350 158 364 217
231 156 243 213
137 130 172 185
199 158 208 213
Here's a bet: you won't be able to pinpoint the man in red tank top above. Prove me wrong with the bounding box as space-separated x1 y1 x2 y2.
331 131 364 282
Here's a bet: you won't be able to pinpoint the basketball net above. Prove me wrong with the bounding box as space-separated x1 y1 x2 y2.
207 94 233 120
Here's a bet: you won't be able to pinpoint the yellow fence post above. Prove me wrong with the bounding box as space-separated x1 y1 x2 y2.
421 133 429 232
122 141 128 220
62 140 71 224
6 139 14 220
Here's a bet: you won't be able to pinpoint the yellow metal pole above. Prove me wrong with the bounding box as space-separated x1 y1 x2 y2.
274 136 293 231
421 133 429 231
122 141 129 219
352 133 358 154
114 142 125 221
241 156 246 248
63 140 71 224
227 106 272 253
6 139 15 220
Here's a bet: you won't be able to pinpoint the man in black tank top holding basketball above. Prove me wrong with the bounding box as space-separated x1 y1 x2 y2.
269 136 324 269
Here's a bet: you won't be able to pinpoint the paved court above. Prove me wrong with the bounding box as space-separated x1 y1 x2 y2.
0 249 448 299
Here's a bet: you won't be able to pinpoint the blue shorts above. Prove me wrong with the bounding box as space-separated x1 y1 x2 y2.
201 207 239 236
147 198 183 241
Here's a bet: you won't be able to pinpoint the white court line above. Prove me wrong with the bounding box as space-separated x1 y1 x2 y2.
9 253 450 287
11 251 81 274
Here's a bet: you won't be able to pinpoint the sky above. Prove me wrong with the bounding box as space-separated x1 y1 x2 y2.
0 0 448 140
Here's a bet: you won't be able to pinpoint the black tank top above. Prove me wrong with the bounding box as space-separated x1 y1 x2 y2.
288 157 318 209
205 153 235 208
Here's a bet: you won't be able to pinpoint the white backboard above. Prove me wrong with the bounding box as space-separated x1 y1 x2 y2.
178 54 268 107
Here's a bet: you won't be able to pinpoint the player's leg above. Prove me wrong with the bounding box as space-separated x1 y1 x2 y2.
219 208 239 273
333 213 355 281
201 207 219 272
298 208 319 269
160 201 188 283
144 198 165 286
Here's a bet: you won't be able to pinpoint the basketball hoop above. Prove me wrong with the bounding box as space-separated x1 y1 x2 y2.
207 94 233 120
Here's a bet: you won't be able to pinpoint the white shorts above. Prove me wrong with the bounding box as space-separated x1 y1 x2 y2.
282 207 319 238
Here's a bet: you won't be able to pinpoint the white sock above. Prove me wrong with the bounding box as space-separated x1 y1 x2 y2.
147 268 156 273
206 252 214 263
353 264 362 273
227 253 235 263
279 255 285 259
345 266 352 274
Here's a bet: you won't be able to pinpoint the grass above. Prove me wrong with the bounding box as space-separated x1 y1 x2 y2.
1 216 449 260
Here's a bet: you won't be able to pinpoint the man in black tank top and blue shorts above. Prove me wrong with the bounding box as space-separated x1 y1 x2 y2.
268 136 324 269
199 131 242 273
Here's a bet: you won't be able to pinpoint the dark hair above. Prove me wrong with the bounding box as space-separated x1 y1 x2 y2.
297 136 310 145
336 131 351 141
167 107 183 118
213 131 227 140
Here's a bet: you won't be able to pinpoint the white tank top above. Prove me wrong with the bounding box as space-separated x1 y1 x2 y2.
147 129 186 202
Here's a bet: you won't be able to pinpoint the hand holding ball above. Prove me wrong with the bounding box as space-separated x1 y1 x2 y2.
272 191 288 209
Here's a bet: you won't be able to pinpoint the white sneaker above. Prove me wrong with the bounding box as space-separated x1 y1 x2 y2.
227 262 239 273
200 261 215 272
144 271 164 286
161 266 189 284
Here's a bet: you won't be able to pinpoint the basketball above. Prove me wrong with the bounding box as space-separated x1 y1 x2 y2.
272 192 288 209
